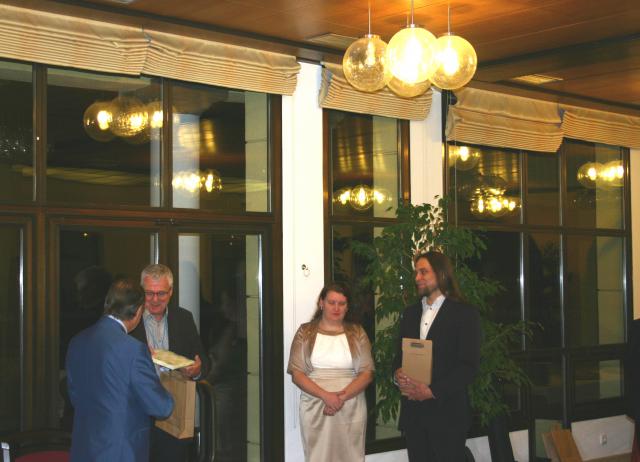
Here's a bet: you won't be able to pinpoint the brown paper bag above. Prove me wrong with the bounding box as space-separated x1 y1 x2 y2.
155 370 196 439
402 338 432 385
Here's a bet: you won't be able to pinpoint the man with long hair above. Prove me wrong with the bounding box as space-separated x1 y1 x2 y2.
393 251 481 461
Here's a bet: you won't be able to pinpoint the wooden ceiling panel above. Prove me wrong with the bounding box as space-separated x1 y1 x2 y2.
54 0 640 111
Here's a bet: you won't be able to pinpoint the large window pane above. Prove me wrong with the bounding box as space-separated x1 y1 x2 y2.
468 231 522 327
0 225 22 432
527 152 559 225
172 83 270 213
47 68 161 206
331 224 398 441
178 232 262 461
450 144 521 225
565 140 624 229
565 235 624 346
329 111 400 219
528 234 561 348
58 227 157 428
529 357 563 459
0 61 33 202
573 359 622 404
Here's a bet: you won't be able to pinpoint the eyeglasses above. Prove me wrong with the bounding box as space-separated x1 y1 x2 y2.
144 290 170 299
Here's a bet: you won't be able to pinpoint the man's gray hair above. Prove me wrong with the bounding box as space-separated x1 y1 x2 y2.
141 264 174 287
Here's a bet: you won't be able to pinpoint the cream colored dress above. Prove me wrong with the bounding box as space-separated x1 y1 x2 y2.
287 322 373 462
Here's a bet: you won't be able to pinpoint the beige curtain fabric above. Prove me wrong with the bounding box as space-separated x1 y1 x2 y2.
319 63 432 121
0 4 148 75
561 105 640 149
446 87 563 153
143 30 300 95
0 5 300 95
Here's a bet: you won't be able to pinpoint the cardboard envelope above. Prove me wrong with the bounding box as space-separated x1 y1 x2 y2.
402 338 432 385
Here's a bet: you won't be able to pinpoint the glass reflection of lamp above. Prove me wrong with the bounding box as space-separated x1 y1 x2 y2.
372 188 392 205
470 192 519 218
598 160 624 188
576 162 602 189
342 2 391 92
386 0 436 85
172 169 222 194
83 101 115 142
349 184 374 211
333 187 352 206
449 145 480 171
110 95 148 138
429 7 477 90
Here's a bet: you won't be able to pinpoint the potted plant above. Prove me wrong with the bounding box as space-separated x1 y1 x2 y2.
351 198 530 460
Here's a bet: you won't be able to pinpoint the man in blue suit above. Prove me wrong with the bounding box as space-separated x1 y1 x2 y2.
66 278 174 462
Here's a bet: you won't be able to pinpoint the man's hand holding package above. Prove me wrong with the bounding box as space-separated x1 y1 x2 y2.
395 368 434 401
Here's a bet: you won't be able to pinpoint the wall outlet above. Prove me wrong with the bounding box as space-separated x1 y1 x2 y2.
599 433 607 445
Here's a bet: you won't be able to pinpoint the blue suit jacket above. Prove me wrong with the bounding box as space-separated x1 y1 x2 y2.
66 316 174 462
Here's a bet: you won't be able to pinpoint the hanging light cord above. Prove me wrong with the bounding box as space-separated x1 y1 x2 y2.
410 0 415 25
368 0 371 35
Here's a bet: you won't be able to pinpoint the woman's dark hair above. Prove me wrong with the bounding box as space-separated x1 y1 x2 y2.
310 282 356 322
103 278 144 320
414 251 464 302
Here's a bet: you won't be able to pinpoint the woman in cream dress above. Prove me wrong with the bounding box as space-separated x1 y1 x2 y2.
287 283 374 462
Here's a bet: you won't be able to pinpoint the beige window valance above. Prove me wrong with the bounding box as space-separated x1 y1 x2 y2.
319 63 432 121
446 87 563 153
0 3 147 76
561 105 640 149
0 4 300 95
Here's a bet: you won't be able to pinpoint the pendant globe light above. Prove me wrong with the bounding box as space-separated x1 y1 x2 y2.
386 0 436 85
343 1 392 92
387 75 431 98
430 6 477 90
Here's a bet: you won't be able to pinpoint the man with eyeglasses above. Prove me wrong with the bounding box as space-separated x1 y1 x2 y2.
131 263 210 462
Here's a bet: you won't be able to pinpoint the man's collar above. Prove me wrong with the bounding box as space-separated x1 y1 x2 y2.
107 315 127 332
143 308 168 323
421 294 445 312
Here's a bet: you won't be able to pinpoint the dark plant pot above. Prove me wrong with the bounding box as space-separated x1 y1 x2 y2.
487 413 515 462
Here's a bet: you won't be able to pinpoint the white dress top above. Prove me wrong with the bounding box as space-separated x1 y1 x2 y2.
310 332 353 369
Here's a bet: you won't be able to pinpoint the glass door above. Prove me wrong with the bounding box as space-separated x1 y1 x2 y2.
172 230 263 462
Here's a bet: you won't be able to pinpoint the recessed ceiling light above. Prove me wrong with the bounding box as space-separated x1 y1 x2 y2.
307 33 357 50
510 74 563 85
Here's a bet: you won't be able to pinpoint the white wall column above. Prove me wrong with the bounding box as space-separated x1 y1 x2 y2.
282 61 324 461
410 89 443 206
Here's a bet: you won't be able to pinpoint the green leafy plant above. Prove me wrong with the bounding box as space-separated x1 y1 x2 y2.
351 198 530 427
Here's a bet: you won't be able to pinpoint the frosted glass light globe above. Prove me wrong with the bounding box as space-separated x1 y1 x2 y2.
387 75 431 98
83 101 114 142
577 162 602 189
430 33 477 90
111 95 148 138
343 34 392 92
387 25 436 85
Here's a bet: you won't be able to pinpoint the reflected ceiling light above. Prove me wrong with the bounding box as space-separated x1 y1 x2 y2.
598 160 624 188
429 7 477 90
470 192 519 218
576 162 602 189
333 185 392 211
449 145 480 171
172 169 222 194
333 187 352 206
342 1 391 93
350 184 374 211
110 95 148 138
83 101 115 142
387 1 436 85
387 75 431 98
